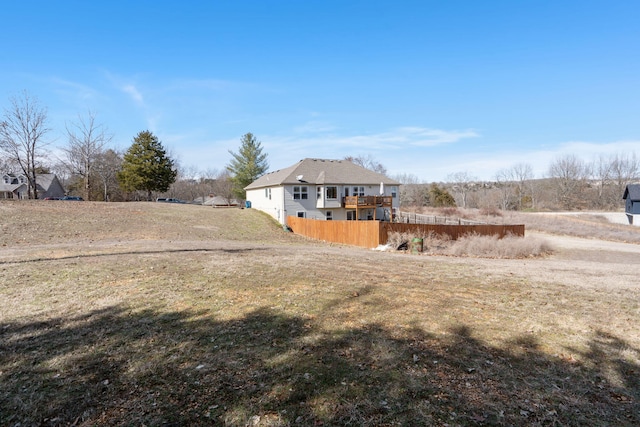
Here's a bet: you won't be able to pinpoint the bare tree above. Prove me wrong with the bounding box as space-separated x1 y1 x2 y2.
62 111 113 200
510 163 534 209
0 156 19 173
93 149 123 201
212 170 236 205
344 154 387 176
0 92 50 198
494 169 515 210
610 152 639 203
392 173 428 207
591 154 614 209
447 171 477 208
547 154 591 210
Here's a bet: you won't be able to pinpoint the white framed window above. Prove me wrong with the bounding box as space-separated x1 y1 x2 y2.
265 188 271 199
296 211 306 218
352 186 365 196
325 211 333 220
293 186 308 200
325 186 338 200
391 186 398 198
346 210 357 221
317 186 322 200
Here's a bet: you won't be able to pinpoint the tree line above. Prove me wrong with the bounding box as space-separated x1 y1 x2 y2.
396 153 639 211
0 91 268 202
2 91 636 210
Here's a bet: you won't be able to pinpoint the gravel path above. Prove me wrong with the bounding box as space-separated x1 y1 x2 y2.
450 231 640 291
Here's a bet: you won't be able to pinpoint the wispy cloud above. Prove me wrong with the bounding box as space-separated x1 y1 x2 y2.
293 121 337 134
397 127 480 146
50 77 99 102
121 84 144 106
284 125 480 150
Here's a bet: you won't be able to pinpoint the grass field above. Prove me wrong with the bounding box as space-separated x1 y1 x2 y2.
1 201 639 426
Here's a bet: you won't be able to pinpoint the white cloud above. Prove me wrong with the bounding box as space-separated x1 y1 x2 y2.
402 139 640 182
278 125 480 153
50 77 99 102
122 84 144 106
293 121 337 134
395 127 480 146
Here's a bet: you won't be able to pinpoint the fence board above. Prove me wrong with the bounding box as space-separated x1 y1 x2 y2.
287 217 382 248
380 223 524 244
287 216 525 249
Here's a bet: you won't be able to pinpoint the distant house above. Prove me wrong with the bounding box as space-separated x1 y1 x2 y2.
623 184 640 225
0 173 65 200
244 158 401 224
202 195 240 207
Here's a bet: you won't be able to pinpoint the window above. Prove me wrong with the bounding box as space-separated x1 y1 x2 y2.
265 188 271 199
325 186 338 200
325 211 333 220
296 211 306 218
352 186 364 196
391 186 397 198
293 186 308 200
317 186 322 200
346 211 357 221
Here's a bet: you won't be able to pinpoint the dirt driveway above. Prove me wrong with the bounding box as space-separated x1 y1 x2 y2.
444 231 640 291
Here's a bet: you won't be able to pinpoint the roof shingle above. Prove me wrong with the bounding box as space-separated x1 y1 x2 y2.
245 158 401 190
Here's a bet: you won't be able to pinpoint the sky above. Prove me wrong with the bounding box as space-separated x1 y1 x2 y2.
1 0 639 182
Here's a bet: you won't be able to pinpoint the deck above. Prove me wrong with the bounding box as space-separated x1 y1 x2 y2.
343 196 393 209
343 196 393 221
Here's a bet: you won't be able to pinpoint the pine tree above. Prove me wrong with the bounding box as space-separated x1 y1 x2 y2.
117 130 177 200
226 133 269 199
429 184 456 207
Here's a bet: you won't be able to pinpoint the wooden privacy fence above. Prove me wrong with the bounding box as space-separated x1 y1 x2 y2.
287 216 525 249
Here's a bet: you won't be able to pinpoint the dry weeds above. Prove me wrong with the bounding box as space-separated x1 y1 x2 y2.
1 201 639 426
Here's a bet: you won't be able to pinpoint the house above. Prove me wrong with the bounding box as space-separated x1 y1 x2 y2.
244 158 401 224
623 184 640 225
0 173 65 200
202 195 240 207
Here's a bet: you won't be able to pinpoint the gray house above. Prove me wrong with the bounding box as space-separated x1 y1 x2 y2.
623 184 640 225
245 158 401 224
0 173 65 200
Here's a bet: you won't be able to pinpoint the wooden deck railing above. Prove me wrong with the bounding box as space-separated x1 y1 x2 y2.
343 196 393 208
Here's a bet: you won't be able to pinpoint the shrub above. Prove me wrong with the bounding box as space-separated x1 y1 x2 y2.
479 207 503 217
386 230 551 258
446 233 554 259
386 231 417 250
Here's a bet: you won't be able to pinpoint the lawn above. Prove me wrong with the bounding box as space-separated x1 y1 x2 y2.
1 201 639 426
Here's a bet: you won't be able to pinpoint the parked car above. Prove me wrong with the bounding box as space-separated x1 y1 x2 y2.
156 198 184 203
61 196 83 201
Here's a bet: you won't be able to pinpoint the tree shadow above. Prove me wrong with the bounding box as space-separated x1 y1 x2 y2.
0 246 269 265
1 305 638 426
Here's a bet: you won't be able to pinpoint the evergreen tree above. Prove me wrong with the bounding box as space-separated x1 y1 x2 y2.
118 130 177 200
429 184 456 207
226 133 269 199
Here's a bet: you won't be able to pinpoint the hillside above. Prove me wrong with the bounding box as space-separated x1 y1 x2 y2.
1 201 639 426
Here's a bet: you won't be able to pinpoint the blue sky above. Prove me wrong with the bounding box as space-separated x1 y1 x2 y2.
1 1 638 182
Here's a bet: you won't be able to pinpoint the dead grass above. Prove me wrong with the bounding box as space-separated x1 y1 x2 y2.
1 201 639 426
505 211 640 244
446 233 554 258
387 230 552 259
